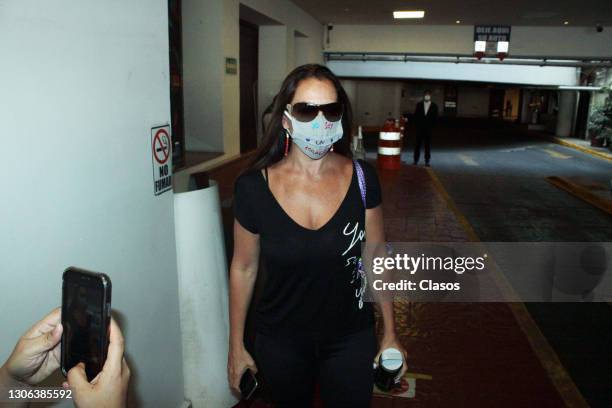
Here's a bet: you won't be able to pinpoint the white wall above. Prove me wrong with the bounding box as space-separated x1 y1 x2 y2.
326 25 612 58
0 1 185 407
352 81 402 126
327 60 579 86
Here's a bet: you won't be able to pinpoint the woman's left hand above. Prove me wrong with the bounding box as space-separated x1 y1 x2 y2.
374 334 408 379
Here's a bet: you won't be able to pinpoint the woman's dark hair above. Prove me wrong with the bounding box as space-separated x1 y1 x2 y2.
249 64 353 171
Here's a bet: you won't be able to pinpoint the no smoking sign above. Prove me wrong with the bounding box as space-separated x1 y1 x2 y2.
151 125 172 195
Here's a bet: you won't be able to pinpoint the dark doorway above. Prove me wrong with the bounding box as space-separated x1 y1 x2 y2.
574 91 591 140
489 89 505 119
168 0 185 169
239 20 259 153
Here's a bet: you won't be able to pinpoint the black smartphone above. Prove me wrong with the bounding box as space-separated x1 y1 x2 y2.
60 267 112 381
239 369 258 400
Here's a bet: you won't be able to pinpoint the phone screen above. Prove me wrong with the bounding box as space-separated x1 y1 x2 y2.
61 268 111 380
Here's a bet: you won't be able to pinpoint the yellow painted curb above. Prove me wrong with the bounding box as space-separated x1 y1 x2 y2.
405 373 433 381
425 167 589 408
547 176 612 215
425 168 479 242
548 136 612 162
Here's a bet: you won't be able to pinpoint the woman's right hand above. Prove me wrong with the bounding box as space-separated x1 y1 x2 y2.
227 343 258 394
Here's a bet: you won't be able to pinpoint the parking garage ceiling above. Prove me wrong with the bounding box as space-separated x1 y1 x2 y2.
290 0 612 26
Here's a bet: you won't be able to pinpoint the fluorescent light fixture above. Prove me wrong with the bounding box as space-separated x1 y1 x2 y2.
558 85 602 91
474 41 486 52
497 41 509 53
393 10 425 19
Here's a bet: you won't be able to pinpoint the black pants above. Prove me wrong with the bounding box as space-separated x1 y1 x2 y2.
254 326 377 408
414 129 432 164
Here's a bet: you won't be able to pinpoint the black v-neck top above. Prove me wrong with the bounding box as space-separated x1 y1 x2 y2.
233 159 382 336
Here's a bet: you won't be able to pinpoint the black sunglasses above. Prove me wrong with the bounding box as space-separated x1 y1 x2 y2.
287 102 343 123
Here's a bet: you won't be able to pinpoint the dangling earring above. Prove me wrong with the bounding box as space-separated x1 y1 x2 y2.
330 144 334 152
284 132 290 156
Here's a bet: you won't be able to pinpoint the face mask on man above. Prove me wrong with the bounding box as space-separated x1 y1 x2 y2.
284 103 344 160
424 95 431 102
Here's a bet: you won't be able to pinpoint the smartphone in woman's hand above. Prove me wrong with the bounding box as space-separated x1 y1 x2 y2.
239 369 258 400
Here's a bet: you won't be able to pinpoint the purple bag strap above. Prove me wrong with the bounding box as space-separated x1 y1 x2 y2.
354 159 366 208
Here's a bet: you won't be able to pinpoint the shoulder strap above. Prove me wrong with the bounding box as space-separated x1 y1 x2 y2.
353 159 366 208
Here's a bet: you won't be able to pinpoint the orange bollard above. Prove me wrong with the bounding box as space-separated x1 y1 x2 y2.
378 119 402 170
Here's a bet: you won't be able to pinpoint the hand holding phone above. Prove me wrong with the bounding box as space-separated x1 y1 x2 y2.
66 318 131 408
0 308 63 386
61 267 112 381
228 345 258 396
239 369 258 400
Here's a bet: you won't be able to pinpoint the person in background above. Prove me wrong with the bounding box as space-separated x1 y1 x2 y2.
413 89 438 166
0 308 130 408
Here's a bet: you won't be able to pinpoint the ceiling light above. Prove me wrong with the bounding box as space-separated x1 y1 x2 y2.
393 11 425 19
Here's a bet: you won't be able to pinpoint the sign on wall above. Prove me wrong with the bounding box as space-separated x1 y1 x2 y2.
151 125 172 195
473 25 511 42
225 57 237 75
473 25 511 58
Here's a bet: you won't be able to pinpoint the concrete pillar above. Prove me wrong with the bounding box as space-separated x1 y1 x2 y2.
520 91 530 124
174 184 237 408
258 25 289 139
392 82 403 118
182 0 239 154
556 90 577 137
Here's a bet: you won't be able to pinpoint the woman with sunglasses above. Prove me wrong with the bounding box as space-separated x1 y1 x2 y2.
228 64 407 407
